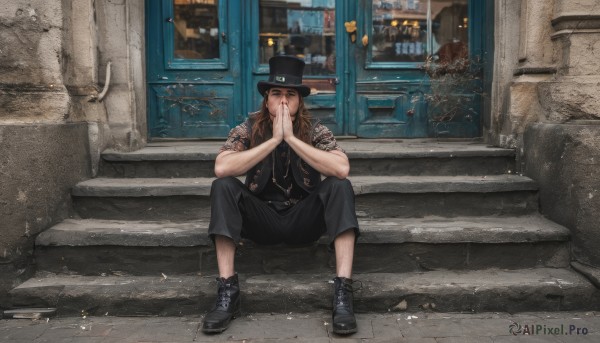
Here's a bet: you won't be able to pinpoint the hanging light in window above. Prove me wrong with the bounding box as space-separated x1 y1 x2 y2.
267 38 274 46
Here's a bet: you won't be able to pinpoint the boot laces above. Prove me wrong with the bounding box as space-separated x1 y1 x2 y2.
335 286 350 305
334 279 361 306
215 282 233 309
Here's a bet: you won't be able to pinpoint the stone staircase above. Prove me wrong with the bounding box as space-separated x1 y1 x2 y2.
8 140 599 317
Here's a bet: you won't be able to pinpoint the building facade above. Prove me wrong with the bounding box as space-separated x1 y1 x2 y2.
1 0 599 305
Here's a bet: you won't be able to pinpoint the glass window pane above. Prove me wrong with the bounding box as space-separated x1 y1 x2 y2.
259 0 336 77
371 0 428 62
173 0 220 60
431 0 468 64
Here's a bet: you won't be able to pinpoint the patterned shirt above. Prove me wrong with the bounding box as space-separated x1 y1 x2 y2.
219 118 344 154
219 117 344 200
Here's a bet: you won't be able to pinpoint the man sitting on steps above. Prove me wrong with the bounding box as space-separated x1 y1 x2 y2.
202 55 360 335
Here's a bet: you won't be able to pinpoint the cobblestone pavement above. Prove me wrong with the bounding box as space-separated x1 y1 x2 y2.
1 311 599 342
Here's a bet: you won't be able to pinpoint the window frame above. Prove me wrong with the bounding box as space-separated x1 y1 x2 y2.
162 0 229 70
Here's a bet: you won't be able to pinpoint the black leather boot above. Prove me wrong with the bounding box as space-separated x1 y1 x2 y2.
332 276 357 334
202 274 241 333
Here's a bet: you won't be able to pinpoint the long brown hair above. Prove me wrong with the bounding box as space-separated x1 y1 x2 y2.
250 93 312 148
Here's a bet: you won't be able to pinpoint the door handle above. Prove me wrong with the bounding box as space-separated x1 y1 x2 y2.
166 17 173 23
221 32 227 43
344 21 357 43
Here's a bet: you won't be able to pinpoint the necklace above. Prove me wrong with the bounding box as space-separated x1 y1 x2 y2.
272 147 292 198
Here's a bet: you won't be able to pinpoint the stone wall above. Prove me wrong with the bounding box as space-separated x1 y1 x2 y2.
537 2 600 123
0 0 147 307
0 123 91 307
0 1 94 307
496 0 600 145
517 0 600 268
0 1 69 121
524 123 600 266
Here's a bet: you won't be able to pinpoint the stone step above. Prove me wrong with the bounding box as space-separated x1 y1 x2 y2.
71 175 539 220
34 216 569 276
99 140 516 178
9 268 598 317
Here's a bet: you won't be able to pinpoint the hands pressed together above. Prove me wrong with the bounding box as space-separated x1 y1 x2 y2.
215 95 349 179
272 102 295 143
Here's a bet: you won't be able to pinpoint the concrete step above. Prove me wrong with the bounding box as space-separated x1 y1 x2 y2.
99 140 516 178
9 268 598 317
71 175 539 220
34 216 569 276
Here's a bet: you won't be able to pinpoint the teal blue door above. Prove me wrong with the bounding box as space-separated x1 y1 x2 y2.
146 0 242 138
353 0 489 138
245 0 348 136
147 0 490 139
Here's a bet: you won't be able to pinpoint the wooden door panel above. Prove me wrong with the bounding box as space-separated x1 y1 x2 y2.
352 0 487 138
356 93 427 138
149 84 234 138
147 0 240 139
305 94 341 135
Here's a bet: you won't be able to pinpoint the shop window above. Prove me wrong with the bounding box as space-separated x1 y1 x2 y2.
173 0 220 60
370 0 468 64
259 0 336 77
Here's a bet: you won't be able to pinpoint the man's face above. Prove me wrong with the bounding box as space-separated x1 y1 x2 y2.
266 87 300 121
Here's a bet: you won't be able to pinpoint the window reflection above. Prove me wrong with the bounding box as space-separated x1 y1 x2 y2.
372 0 428 62
431 0 468 64
259 0 336 76
371 0 468 64
173 0 220 60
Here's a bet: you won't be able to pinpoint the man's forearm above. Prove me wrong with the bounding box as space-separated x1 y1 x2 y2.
214 138 280 177
286 136 350 179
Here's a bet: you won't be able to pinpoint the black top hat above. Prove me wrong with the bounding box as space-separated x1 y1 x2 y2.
257 55 311 97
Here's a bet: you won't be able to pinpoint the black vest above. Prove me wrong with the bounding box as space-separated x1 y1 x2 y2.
244 116 322 195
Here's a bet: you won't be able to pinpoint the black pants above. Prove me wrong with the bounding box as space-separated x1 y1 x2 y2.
208 176 360 245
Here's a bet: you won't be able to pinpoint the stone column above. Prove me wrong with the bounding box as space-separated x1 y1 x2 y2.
489 0 521 146
62 0 109 175
495 0 556 149
537 0 600 122
95 0 146 151
0 1 69 120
